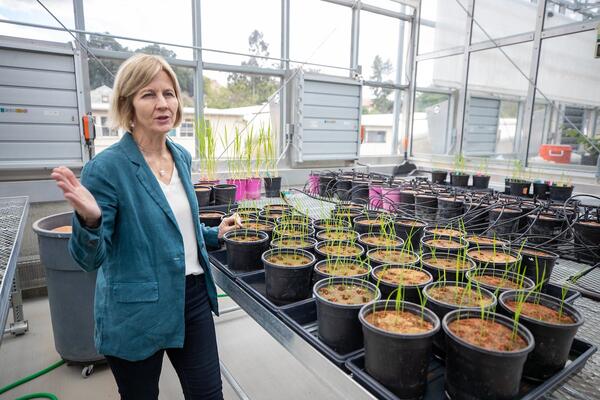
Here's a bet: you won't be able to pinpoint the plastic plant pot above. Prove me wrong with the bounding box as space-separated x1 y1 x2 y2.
466 268 535 297
431 170 447 184
423 281 497 357
517 246 559 290
414 194 437 220
313 218 352 231
381 186 401 212
194 186 212 207
319 173 337 198
358 232 404 251
442 310 534 400
223 229 269 272
259 209 292 223
396 189 418 214
466 245 522 271
366 248 420 268
353 215 390 235
573 219 600 264
499 290 585 381
436 197 464 221
450 173 469 187
270 236 317 254
245 177 262 200
273 224 316 239
369 184 383 208
335 178 353 201
351 180 370 205
359 301 440 400
509 179 531 197
239 218 275 242
472 174 490 189
370 264 433 303
533 181 550 199
423 226 465 238
262 248 316 304
213 184 237 205
314 240 365 261
526 213 567 244
488 206 522 237
392 218 426 252
276 214 315 226
420 253 477 282
263 176 282 198
313 258 371 283
314 277 381 353
549 184 574 202
420 234 469 257
465 234 508 249
315 228 359 242
226 178 247 201
199 210 225 227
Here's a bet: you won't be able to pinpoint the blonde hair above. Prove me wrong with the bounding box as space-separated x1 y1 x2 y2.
109 54 183 131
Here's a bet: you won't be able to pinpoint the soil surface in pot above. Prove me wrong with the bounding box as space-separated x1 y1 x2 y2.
317 261 368 276
428 228 464 237
263 212 284 219
425 238 463 249
504 301 575 324
375 268 430 285
229 234 263 243
448 318 527 351
195 187 210 192
467 236 506 246
471 275 521 290
276 228 312 236
318 284 375 304
200 212 224 218
428 285 493 307
370 249 418 264
333 211 360 218
365 310 433 334
356 218 387 226
361 235 401 247
395 219 426 227
52 225 72 233
423 256 471 270
273 238 313 248
467 249 518 263
520 248 553 257
243 221 273 231
316 220 348 229
265 253 312 267
578 221 600 227
318 230 356 241
265 204 290 211
319 244 362 256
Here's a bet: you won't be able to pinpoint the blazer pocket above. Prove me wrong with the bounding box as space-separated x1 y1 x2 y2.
113 282 159 303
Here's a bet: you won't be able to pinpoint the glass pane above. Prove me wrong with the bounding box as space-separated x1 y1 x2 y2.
418 0 468 54
202 70 280 161
290 0 351 75
361 87 402 156
465 42 532 160
84 0 193 59
363 0 412 13
359 11 404 85
544 0 600 29
412 55 463 155
0 0 74 42
529 31 600 170
201 0 280 66
472 0 537 43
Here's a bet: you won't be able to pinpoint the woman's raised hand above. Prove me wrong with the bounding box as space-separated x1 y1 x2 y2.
51 166 102 228
218 213 243 239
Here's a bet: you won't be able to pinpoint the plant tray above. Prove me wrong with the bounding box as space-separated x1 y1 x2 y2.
345 338 596 400
208 249 263 279
544 282 581 304
278 298 363 369
237 270 312 314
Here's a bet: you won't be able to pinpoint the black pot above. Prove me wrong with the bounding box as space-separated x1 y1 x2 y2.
472 174 490 189
259 209 292 223
335 178 353 201
420 234 469 257
314 277 381 353
393 218 426 252
213 184 237 205
509 180 531 197
199 210 224 227
437 197 464 221
314 240 365 261
423 282 497 356
414 194 438 220
366 248 420 268
466 269 535 297
263 176 282 198
313 218 352 231
223 229 270 271
398 190 418 214
194 186 212 207
273 224 315 239
549 185 574 202
420 253 477 282
466 245 522 271
359 301 440 400
488 206 522 238
353 215 390 235
313 258 371 283
517 247 559 290
358 233 403 251
270 236 317 254
239 218 275 242
443 310 534 400
431 170 447 184
526 213 566 244
370 265 433 303
573 220 600 263
499 291 584 381
351 180 370 205
450 173 469 187
533 182 550 199
262 248 316 304
319 173 337 198
315 228 359 242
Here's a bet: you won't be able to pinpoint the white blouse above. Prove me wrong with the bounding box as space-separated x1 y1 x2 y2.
158 166 204 276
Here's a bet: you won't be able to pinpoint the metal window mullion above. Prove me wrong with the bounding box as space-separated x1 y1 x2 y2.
540 17 600 39
416 46 465 61
406 2 420 158
202 62 285 76
72 0 92 161
391 10 406 155
455 0 475 155
350 2 360 76
522 0 547 166
192 0 203 161
322 0 414 21
280 0 290 159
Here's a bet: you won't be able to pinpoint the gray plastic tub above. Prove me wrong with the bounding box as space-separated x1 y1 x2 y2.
33 211 103 364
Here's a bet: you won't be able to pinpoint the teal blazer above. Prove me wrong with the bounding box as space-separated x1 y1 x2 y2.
69 132 219 361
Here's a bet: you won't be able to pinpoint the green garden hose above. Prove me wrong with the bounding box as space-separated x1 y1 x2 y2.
15 393 59 400
217 294 228 298
0 359 64 398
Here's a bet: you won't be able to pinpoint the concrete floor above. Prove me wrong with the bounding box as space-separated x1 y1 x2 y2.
0 294 341 400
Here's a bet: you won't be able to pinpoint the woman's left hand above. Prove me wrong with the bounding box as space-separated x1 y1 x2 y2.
218 213 243 238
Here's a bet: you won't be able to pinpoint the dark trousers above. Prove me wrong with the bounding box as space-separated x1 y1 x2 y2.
106 274 223 400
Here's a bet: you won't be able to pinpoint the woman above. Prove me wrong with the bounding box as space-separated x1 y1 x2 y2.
51 54 240 400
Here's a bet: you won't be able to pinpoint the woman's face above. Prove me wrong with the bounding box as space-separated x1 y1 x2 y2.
131 70 178 136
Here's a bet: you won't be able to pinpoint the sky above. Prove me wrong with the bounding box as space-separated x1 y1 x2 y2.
0 0 416 99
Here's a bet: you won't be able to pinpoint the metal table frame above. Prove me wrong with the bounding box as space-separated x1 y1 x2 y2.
210 263 376 400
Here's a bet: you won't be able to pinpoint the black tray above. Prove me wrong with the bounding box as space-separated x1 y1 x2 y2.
278 298 363 369
208 249 263 279
237 270 312 314
346 338 597 400
545 282 581 304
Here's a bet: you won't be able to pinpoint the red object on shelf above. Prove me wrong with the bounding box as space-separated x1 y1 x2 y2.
539 144 572 164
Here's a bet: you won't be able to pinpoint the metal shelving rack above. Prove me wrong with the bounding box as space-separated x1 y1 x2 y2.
0 196 29 348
